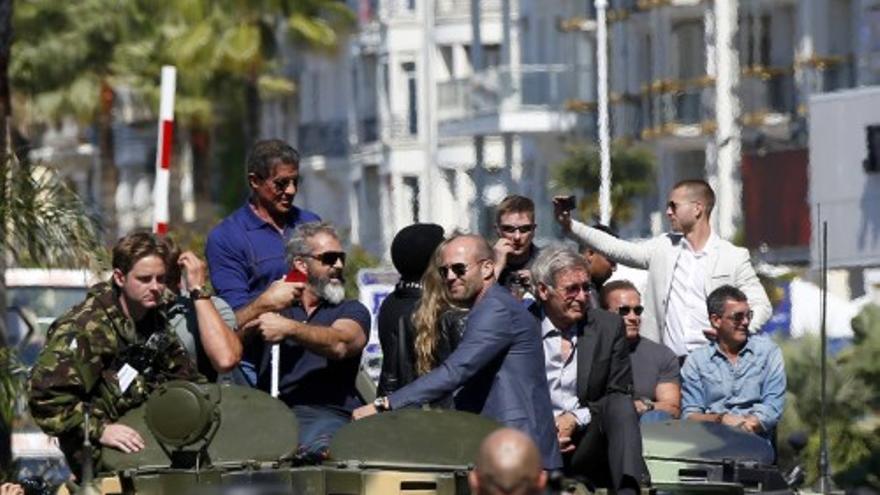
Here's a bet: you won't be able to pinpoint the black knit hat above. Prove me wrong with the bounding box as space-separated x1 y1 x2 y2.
391 223 445 282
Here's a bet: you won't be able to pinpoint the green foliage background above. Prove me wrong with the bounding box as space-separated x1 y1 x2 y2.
776 304 880 489
552 142 656 226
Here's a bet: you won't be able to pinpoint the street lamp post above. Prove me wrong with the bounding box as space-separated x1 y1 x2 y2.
595 0 612 225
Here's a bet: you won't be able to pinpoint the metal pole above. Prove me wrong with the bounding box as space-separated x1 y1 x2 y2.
152 65 176 236
818 215 831 493
595 0 612 224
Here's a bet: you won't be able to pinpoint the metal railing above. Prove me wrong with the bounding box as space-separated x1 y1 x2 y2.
740 68 796 118
297 121 348 157
437 64 596 120
819 60 855 93
435 0 501 18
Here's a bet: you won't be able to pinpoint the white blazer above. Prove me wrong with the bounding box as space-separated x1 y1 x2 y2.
569 220 772 346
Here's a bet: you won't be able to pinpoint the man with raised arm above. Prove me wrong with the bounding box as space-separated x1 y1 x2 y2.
555 180 771 359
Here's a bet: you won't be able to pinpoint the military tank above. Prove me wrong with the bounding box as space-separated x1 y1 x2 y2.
84 381 815 495
93 380 500 495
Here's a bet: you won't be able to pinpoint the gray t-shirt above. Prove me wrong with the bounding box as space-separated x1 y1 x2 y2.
629 336 680 401
168 295 237 381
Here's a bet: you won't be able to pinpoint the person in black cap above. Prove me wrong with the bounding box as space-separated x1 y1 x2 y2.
377 223 445 396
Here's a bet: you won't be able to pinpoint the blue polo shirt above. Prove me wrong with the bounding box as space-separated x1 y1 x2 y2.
206 202 320 373
256 299 371 413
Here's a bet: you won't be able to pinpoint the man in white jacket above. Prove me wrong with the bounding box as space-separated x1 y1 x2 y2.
554 180 771 359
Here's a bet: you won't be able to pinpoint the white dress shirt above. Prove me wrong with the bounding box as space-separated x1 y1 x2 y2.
664 233 719 356
542 316 592 426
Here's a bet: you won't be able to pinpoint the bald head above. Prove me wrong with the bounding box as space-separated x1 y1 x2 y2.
440 234 496 306
445 234 494 262
469 428 547 495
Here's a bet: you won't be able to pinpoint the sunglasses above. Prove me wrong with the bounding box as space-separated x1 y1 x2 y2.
554 282 592 299
617 305 644 316
305 251 346 266
269 177 299 193
498 224 536 235
724 310 753 324
438 259 488 279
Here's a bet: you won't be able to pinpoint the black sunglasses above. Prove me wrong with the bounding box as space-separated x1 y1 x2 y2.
617 305 644 316
498 224 536 234
438 259 488 279
270 177 299 193
305 251 346 266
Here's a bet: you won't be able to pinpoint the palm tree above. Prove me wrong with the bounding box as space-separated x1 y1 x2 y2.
552 142 656 227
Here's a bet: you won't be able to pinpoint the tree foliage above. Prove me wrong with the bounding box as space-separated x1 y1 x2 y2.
551 143 655 226
776 305 880 490
11 0 355 127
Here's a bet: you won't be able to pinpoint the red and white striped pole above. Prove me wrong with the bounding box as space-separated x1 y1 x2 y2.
153 65 176 235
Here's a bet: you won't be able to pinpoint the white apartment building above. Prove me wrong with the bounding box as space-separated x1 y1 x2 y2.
261 0 880 260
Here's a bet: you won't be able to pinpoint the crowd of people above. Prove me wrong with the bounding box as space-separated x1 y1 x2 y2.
23 138 787 494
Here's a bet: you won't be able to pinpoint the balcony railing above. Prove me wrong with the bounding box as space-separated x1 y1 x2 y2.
297 121 348 157
740 66 796 122
638 77 715 139
435 0 501 18
819 59 855 93
437 64 596 120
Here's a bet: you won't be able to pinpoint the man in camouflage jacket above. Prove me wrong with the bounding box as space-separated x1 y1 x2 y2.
27 232 202 477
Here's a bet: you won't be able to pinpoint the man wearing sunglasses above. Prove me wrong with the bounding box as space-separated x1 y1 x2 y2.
530 245 648 495
206 139 321 386
493 195 541 299
353 234 562 472
681 286 785 441
600 280 681 424
242 222 370 459
555 180 771 360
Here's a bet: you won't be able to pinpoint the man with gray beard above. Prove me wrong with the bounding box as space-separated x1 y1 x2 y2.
242 221 371 459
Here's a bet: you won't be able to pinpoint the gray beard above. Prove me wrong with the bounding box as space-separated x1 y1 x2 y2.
312 274 345 305
322 281 346 305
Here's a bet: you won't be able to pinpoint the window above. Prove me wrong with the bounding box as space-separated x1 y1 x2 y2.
402 62 418 135
402 176 420 222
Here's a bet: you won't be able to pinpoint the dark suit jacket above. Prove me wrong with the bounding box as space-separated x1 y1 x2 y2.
575 309 634 405
389 284 563 470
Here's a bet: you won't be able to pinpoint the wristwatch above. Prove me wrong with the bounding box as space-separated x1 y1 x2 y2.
189 286 214 300
373 396 391 412
642 398 655 411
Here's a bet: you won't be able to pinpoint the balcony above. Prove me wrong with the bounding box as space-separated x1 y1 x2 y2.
817 57 855 94
435 0 501 19
297 121 348 157
639 77 714 141
437 64 596 137
740 66 796 126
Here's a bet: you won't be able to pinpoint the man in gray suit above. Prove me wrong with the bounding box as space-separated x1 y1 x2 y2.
555 180 771 359
353 234 562 471
531 245 648 494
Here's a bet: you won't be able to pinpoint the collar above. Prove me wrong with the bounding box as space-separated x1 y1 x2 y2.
682 231 720 257
541 315 576 339
710 337 754 360
237 201 302 232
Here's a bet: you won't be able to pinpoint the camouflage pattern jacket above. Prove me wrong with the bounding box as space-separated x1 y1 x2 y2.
27 281 203 474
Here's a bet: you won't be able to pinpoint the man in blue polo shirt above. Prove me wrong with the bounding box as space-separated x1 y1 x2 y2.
243 221 370 459
206 139 320 384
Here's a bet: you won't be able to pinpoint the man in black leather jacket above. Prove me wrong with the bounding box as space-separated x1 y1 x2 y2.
377 223 445 395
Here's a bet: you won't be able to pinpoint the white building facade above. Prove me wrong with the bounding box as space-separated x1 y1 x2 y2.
261 0 880 261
